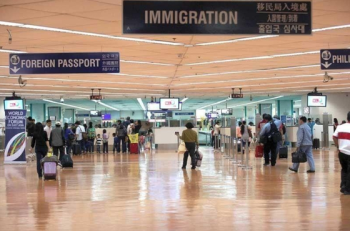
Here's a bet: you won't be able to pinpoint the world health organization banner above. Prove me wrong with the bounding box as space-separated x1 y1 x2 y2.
4 110 26 164
123 1 312 35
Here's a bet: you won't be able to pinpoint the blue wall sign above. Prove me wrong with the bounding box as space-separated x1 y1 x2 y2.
9 52 120 75
4 110 27 164
320 49 350 70
123 1 312 35
175 112 195 116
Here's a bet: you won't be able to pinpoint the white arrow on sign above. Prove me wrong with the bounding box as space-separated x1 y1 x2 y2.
322 62 332 69
10 66 21 73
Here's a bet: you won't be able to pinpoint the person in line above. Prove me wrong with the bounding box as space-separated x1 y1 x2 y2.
333 112 350 195
315 118 322 125
240 121 252 154
260 114 280 166
334 118 339 132
135 120 142 134
213 121 221 148
127 121 135 151
102 129 109 154
236 121 242 140
289 116 315 173
30 122 51 179
26 117 35 155
75 121 86 154
116 120 127 153
123 116 131 128
64 123 74 155
50 122 65 162
44 119 52 140
257 114 268 137
177 122 199 170
87 122 96 153
112 133 119 154
307 118 315 140
96 134 102 154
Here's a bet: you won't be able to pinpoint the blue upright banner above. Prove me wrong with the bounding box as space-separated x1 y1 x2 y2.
123 1 312 35
320 49 350 70
4 110 27 164
9 52 120 75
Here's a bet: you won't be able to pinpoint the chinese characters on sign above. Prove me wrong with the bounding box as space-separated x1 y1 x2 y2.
257 2 310 34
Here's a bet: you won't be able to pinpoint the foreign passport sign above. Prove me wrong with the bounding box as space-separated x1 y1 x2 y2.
320 49 350 70
9 52 120 75
123 1 312 35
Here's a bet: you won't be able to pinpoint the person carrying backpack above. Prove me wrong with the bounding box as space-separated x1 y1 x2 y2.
87 122 96 153
64 123 75 155
116 120 127 153
259 114 282 166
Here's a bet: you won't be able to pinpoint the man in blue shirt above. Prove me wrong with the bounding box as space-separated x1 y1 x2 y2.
273 115 283 155
260 114 281 166
289 116 315 173
307 118 315 139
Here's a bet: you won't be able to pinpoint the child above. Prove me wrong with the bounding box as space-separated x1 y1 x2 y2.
102 129 109 154
112 133 119 154
96 134 102 154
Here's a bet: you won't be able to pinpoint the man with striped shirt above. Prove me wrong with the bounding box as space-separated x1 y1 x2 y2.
333 111 350 195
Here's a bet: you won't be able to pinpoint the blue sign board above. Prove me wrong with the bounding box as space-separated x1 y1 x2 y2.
9 52 120 75
175 112 195 116
123 1 312 35
320 49 350 70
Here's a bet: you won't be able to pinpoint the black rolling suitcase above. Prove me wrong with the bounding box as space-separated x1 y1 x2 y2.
313 139 320 149
72 142 81 155
279 146 288 158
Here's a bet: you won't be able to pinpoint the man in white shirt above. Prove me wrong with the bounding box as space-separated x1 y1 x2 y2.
44 120 52 140
333 111 350 195
75 121 86 153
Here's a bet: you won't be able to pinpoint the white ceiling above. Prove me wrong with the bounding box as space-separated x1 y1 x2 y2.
0 0 349 110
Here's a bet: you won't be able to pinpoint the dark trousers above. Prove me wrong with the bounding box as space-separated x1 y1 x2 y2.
117 136 126 153
78 140 85 153
339 152 350 191
103 142 108 153
88 139 95 153
53 146 65 161
183 142 196 168
35 146 48 178
66 139 72 155
264 141 277 165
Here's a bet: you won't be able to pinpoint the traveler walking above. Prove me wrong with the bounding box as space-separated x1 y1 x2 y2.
289 116 315 173
240 121 252 154
177 122 199 170
333 112 350 194
30 122 51 179
257 114 268 137
50 122 65 161
44 119 52 140
87 122 96 153
75 121 86 154
260 114 282 166
64 123 74 155
102 129 109 154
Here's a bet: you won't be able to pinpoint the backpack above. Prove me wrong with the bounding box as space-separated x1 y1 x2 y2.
88 128 96 139
78 126 88 140
282 124 286 135
268 122 282 143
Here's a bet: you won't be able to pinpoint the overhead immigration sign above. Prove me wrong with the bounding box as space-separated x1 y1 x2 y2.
9 52 120 75
123 1 312 35
320 49 350 70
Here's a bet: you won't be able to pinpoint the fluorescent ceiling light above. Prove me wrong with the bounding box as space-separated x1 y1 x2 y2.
120 60 175 66
228 96 284 108
196 35 279 46
198 98 231 110
181 98 189 103
92 100 119 111
0 49 25 53
180 64 319 78
110 73 168 79
137 98 146 111
185 51 320 66
312 24 350 32
43 99 91 111
0 21 183 46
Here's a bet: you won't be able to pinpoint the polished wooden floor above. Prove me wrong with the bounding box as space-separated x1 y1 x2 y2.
0 147 349 231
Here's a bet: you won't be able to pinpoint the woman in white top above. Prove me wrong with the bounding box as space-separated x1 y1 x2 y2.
213 121 221 148
240 121 252 154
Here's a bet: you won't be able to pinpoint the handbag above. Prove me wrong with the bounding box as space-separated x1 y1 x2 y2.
178 141 186 153
292 128 307 163
259 135 267 144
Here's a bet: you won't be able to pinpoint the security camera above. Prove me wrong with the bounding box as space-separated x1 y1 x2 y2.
324 72 334 83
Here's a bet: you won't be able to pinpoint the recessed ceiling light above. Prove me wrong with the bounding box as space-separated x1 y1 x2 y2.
43 99 91 111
